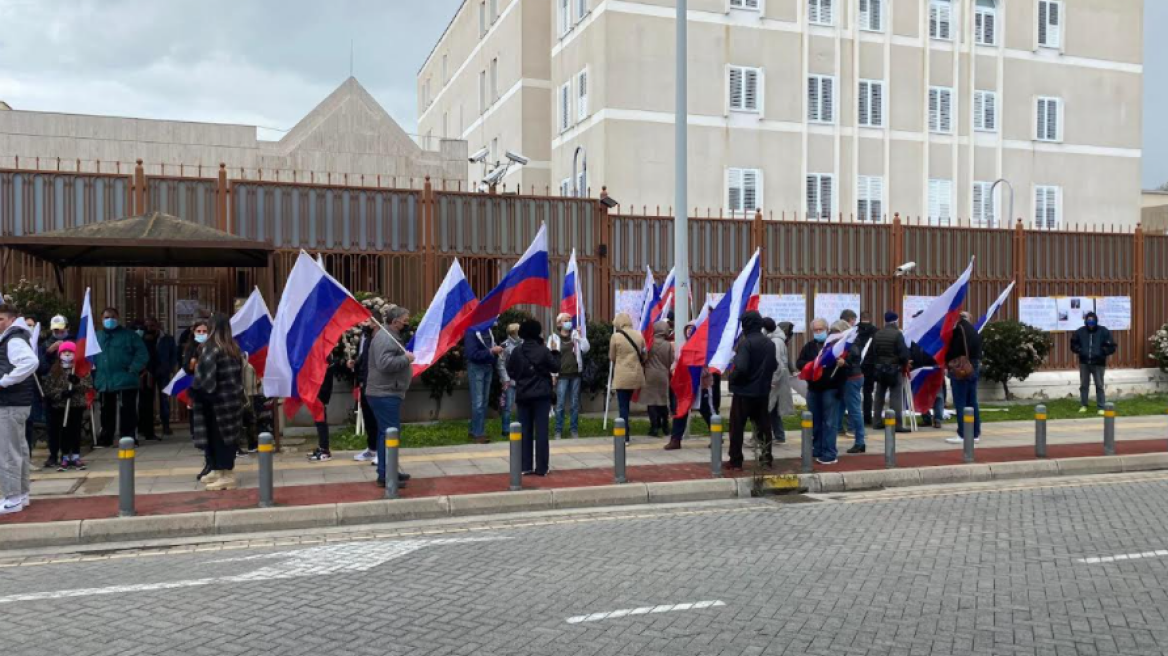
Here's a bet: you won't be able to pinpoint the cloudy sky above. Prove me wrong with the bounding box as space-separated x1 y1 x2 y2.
0 0 1165 188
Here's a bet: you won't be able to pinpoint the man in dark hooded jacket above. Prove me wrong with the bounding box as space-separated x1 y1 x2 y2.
855 312 879 426
1070 311 1116 415
726 311 779 470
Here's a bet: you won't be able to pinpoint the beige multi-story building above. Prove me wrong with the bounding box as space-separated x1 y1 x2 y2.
423 0 1143 227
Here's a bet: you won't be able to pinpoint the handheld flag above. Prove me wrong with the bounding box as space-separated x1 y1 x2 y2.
409 259 479 376
910 366 946 415
163 370 193 404
230 287 273 378
560 249 585 329
976 281 1016 333
799 326 859 382
73 288 101 378
902 258 974 412
465 224 551 331
635 266 660 346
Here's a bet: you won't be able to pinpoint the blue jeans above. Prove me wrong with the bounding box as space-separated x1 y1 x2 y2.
500 386 516 436
467 362 494 438
368 395 402 481
616 390 633 433
839 377 865 447
950 366 981 439
808 389 840 462
555 376 582 435
932 381 947 424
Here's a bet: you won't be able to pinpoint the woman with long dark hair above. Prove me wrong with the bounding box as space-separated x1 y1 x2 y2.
190 314 244 491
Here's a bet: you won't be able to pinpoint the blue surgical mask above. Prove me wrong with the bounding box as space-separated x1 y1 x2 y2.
1086 319 1098 328
102 319 117 330
136 329 145 337
194 334 208 344
561 322 573 331
813 332 827 343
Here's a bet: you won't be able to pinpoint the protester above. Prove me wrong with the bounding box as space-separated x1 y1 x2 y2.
855 312 878 426
945 311 984 445
508 319 559 476
23 317 44 460
830 319 867 454
190 314 244 491
464 321 503 444
149 318 177 438
1071 310 1117 416
547 313 590 439
134 319 162 442
609 313 646 442
726 311 778 470
350 319 380 462
183 319 212 481
665 321 714 451
871 311 910 433
764 319 795 446
797 318 846 465
43 342 90 472
42 315 71 370
0 305 39 515
93 307 148 448
497 323 521 439
642 321 673 438
367 305 414 488
910 343 946 429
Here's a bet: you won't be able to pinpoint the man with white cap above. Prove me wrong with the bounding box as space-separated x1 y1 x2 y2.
0 304 40 515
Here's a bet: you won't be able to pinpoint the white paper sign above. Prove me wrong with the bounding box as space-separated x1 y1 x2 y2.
1056 296 1095 332
813 293 861 325
1095 296 1131 331
614 290 644 321
902 296 938 332
1019 297 1058 332
758 294 807 334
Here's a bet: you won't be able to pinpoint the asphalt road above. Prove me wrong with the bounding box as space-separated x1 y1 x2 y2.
4 473 1168 656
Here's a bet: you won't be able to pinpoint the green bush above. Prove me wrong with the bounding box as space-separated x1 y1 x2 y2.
3 279 77 334
980 320 1052 399
1150 323 1168 373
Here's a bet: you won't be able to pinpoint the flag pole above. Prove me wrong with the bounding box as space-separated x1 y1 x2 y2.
603 361 614 430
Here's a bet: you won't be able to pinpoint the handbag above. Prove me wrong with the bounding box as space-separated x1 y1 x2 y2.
947 325 975 380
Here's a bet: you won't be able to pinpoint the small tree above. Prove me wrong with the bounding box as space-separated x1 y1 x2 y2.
980 320 1052 399
1149 323 1168 373
3 279 78 332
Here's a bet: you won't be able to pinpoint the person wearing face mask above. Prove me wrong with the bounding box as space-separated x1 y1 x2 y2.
92 308 148 449
367 305 415 488
1071 311 1116 416
726 311 779 470
464 319 504 445
547 313 590 439
870 311 911 434
42 342 91 471
182 320 215 480
765 319 796 446
797 318 848 465
190 314 245 491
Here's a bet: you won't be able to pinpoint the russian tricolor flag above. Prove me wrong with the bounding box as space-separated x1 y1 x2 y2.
560 249 585 329
73 288 101 378
976 281 1015 333
903 258 974 413
163 370 193 404
910 366 945 414
799 326 860 382
635 265 660 347
465 224 551 331
263 252 371 416
231 287 273 378
409 258 479 377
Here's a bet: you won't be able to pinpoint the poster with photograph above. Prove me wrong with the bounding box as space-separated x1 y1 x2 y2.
1056 296 1095 332
902 296 937 332
813 293 861 325
1095 296 1132 331
758 294 806 333
1019 297 1059 331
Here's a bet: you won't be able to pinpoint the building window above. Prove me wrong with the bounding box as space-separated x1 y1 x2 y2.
577 170 587 197
1036 97 1062 142
807 75 835 123
928 86 953 134
808 0 834 26
490 0 498 22
577 0 588 20
928 179 953 226
857 175 884 223
973 90 997 132
479 1 487 37
577 69 589 121
975 0 997 45
730 0 761 10
490 58 499 102
929 0 952 40
559 82 571 133
560 178 572 196
558 0 571 35
729 66 761 113
1038 0 1062 49
858 0 882 32
858 80 884 128
806 173 834 221
479 70 487 115
972 181 997 227
728 168 762 216
1035 185 1061 229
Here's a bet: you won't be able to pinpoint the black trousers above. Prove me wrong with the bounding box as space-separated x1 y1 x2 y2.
360 388 378 452
48 408 84 458
647 406 670 434
518 397 551 475
137 381 156 439
99 390 138 446
728 395 772 467
202 405 237 471
862 376 875 426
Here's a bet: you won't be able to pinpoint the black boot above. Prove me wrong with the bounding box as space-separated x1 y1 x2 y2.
196 463 212 481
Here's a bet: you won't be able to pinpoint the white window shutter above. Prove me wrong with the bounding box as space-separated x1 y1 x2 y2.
728 169 741 213
974 92 985 130
1049 99 1060 141
823 77 834 122
822 0 833 24
808 77 819 121
985 92 997 131
821 176 833 220
577 70 588 121
729 67 744 111
808 0 818 24
872 82 883 127
928 88 939 132
858 81 870 126
744 69 759 112
941 89 951 133
871 176 883 222
806 175 818 219
743 169 759 212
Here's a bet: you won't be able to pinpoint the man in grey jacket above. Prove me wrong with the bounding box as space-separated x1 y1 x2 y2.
0 305 39 515
765 319 796 445
367 306 414 488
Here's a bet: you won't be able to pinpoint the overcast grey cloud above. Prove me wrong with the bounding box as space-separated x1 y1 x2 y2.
0 0 1164 187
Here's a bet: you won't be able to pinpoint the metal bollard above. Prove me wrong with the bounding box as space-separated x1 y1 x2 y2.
614 418 627 484
1104 402 1117 456
384 428 400 500
709 414 723 478
884 409 896 469
962 408 975 463
801 411 814 473
509 421 523 491
1035 405 1048 459
118 437 135 517
258 432 274 508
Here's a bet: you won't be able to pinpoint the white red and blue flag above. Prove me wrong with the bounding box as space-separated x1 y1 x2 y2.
162 370 193 404
409 258 479 376
73 288 101 378
903 258 975 412
230 287 273 378
465 224 551 331
976 280 1015 333
799 326 860 382
635 266 660 346
560 249 585 329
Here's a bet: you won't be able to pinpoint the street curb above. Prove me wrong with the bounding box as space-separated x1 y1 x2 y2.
5 452 1168 550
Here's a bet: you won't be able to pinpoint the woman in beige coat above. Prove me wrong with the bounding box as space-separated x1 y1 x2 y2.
609 313 646 441
641 321 674 436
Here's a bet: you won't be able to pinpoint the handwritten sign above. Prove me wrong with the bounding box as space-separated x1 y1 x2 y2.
902 296 937 332
1019 297 1058 332
813 293 860 325
1056 296 1095 332
1095 296 1131 331
757 294 806 333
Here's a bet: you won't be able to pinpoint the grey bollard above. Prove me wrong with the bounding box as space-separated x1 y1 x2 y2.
614 418 627 484
1035 405 1048 458
509 421 523 491
709 414 723 478
258 432 274 508
1104 402 1116 456
884 409 896 469
801 411 814 473
118 437 135 517
384 428 400 500
962 408 976 463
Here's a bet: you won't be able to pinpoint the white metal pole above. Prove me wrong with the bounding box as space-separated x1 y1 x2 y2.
674 0 689 339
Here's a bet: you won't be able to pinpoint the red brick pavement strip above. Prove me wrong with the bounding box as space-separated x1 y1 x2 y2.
3 439 1166 526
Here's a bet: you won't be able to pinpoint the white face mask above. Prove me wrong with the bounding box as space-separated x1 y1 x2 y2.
194 333 208 344
61 354 75 368
561 322 573 331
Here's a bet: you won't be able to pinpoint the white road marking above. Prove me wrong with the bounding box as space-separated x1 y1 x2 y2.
566 600 726 624
0 537 506 604
1077 549 1168 565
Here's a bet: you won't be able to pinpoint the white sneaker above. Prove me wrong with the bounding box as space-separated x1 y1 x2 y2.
945 436 980 444
353 449 375 462
19 494 29 508
0 497 23 515
372 454 379 466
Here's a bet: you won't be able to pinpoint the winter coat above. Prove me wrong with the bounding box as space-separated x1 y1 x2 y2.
640 321 673 406
728 312 778 399
464 328 498 368
497 336 522 385
38 333 72 376
1071 325 1116 366
871 324 910 368
609 313 646 391
366 328 412 399
42 364 92 411
796 340 847 392
547 328 591 374
154 333 177 381
856 322 878 377
507 338 560 403
768 331 796 416
189 345 244 450
92 327 148 393
946 319 983 363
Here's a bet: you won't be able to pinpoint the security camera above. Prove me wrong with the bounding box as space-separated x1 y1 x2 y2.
599 195 619 209
505 150 529 166
895 262 917 277
483 166 507 186
469 147 490 164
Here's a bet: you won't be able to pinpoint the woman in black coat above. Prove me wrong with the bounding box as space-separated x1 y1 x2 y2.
506 320 560 476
